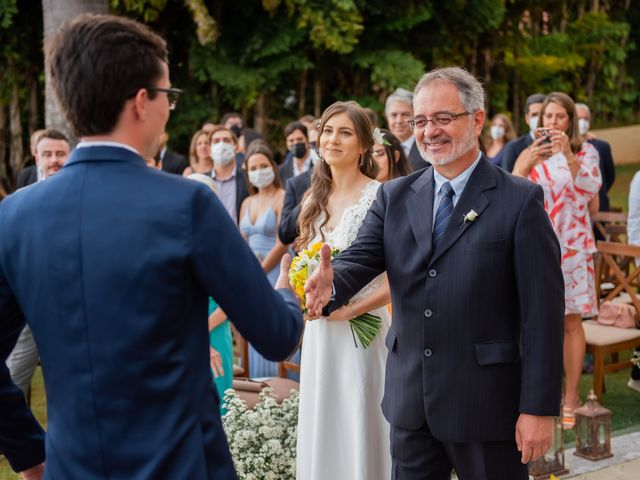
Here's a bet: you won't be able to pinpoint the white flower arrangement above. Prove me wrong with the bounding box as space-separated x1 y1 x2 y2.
222 388 299 479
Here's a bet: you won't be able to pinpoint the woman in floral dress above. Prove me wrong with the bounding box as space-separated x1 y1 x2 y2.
513 92 601 427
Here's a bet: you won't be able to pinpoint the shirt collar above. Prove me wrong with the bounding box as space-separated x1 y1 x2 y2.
211 165 237 180
401 135 415 153
293 155 312 177
76 140 140 156
433 151 482 198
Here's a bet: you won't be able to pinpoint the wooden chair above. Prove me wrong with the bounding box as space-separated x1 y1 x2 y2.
586 241 640 400
278 355 301 379
231 324 250 378
591 212 628 243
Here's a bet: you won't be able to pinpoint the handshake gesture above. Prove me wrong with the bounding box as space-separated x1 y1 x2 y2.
296 244 334 317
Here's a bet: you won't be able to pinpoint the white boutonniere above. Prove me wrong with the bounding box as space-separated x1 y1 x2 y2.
461 209 479 228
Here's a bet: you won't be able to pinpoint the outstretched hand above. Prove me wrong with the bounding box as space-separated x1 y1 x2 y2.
305 244 334 317
20 462 44 480
275 253 293 291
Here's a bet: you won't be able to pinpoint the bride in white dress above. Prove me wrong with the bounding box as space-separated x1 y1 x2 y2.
295 101 392 480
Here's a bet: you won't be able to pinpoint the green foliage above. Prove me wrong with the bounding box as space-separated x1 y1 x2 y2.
111 0 167 22
353 50 425 93
0 0 17 28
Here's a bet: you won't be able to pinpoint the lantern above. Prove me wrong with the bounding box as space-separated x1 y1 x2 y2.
528 415 569 480
574 390 613 461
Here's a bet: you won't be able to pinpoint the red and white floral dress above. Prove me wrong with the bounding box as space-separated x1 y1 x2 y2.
529 142 602 316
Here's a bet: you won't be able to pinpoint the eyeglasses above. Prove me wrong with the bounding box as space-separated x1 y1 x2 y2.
147 87 182 110
407 112 470 131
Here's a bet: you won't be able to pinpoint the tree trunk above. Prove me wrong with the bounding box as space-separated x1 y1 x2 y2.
42 0 108 134
512 71 520 137
0 106 8 183
28 77 39 136
253 93 267 135
298 69 307 117
9 84 24 179
313 75 321 118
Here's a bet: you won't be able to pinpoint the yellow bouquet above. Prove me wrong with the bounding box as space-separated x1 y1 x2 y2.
289 242 382 349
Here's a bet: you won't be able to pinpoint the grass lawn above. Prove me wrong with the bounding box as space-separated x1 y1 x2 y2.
1 163 639 478
608 162 640 212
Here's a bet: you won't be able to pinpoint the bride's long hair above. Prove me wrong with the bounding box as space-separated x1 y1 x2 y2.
295 101 378 251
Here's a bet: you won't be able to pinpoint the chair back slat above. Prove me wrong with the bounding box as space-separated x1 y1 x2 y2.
596 241 640 313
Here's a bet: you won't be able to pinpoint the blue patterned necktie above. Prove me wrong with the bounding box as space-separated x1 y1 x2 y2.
432 181 455 250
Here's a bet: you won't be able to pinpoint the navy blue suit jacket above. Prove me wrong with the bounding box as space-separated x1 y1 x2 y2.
278 170 312 245
587 138 615 211
327 157 564 441
501 133 533 173
408 141 428 172
0 146 303 478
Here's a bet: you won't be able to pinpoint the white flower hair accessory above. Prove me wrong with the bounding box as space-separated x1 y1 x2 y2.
373 127 391 146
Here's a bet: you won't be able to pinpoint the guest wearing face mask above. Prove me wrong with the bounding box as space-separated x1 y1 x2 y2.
206 126 249 224
576 103 615 212
485 113 515 167
501 93 547 173
239 143 293 377
279 121 312 183
220 111 245 159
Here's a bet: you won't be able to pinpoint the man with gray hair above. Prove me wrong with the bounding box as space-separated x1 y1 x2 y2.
385 87 427 171
305 66 564 479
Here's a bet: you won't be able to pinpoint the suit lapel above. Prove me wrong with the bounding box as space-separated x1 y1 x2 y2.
429 158 496 266
406 168 435 263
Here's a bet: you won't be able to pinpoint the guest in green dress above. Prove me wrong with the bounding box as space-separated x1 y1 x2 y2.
209 298 234 413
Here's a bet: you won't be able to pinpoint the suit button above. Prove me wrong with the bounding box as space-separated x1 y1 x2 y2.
424 348 433 357
429 269 437 278
424 309 432 318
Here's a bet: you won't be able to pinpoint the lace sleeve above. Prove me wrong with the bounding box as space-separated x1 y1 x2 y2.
341 181 380 247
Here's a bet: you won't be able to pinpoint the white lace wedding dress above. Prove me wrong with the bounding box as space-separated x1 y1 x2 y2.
296 180 391 480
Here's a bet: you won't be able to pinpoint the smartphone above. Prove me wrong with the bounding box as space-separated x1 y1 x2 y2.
536 128 552 144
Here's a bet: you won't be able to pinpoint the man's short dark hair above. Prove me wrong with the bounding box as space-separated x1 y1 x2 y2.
36 129 70 147
525 93 546 115
45 14 168 137
284 121 308 139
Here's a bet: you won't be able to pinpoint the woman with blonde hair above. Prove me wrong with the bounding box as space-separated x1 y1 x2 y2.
183 129 213 176
295 101 391 480
513 92 601 428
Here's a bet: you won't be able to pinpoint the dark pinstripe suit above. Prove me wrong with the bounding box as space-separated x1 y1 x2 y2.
326 156 564 478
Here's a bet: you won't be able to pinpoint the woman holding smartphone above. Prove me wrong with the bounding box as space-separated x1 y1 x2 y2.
513 92 601 429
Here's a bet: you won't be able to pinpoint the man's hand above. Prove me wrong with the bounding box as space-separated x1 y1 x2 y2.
274 253 293 290
515 414 553 464
20 462 44 480
210 347 224 378
305 244 334 317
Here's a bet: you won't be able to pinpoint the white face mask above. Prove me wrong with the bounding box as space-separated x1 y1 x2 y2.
490 125 505 140
211 142 235 167
528 115 539 132
578 118 590 136
248 167 275 188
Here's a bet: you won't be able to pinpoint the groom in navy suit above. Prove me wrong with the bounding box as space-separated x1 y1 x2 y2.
306 67 564 479
0 14 302 479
